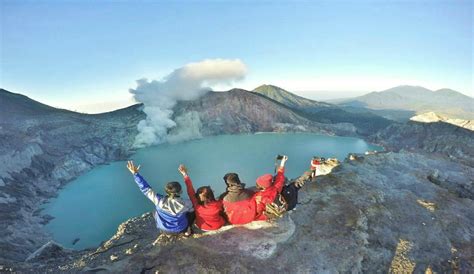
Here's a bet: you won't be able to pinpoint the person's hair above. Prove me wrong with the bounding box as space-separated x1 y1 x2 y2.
195 186 216 205
223 173 241 186
165 181 182 198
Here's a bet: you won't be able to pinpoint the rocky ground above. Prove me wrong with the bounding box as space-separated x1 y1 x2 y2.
6 152 473 273
371 120 474 168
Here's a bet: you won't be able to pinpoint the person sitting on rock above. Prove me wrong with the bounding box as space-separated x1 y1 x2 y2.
178 164 225 231
261 157 316 219
220 172 256 225
126 161 193 236
310 157 321 179
253 155 288 220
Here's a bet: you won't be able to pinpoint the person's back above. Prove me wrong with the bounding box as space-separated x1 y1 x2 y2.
194 199 225 230
154 192 191 233
221 173 256 225
179 165 225 231
254 156 287 220
127 161 192 234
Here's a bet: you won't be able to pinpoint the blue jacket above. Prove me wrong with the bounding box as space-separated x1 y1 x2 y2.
134 173 192 233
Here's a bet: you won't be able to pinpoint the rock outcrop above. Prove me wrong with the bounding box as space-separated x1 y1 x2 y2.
410 112 474 131
7 152 473 273
371 120 474 167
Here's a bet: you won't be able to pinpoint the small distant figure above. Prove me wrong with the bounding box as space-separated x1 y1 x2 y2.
310 156 324 179
178 164 225 231
220 172 256 225
126 161 193 236
254 155 288 220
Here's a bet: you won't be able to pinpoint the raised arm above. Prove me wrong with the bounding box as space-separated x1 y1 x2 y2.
178 164 199 207
127 161 162 205
274 155 288 193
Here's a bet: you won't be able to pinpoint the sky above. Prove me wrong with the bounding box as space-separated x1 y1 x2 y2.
1 0 472 112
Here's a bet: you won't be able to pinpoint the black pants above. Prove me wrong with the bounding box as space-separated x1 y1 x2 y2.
186 211 196 228
281 184 299 211
284 171 313 211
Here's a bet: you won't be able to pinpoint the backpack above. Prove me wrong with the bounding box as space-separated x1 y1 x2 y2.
264 183 299 219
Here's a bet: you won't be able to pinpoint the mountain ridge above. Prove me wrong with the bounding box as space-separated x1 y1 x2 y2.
336 85 474 119
252 85 394 135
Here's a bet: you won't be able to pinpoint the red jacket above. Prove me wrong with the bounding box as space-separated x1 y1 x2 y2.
221 187 256 225
184 176 225 231
254 167 285 221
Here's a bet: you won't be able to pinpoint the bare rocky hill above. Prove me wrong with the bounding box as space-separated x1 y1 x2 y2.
170 89 359 139
0 89 146 262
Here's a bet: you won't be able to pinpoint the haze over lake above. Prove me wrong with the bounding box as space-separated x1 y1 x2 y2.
43 133 382 249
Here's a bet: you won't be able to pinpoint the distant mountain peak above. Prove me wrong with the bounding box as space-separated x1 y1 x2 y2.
227 88 250 93
252 84 333 110
381 85 432 94
254 84 284 90
253 84 288 93
338 85 474 119
435 88 453 92
434 88 469 97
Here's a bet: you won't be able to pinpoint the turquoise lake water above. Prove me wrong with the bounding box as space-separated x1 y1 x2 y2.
43 133 382 250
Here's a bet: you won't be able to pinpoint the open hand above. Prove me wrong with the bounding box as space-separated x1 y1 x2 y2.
127 160 140 175
178 164 188 177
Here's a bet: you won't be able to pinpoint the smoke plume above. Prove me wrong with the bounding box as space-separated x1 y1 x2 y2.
129 59 247 147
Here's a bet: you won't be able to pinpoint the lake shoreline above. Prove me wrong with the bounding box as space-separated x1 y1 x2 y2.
42 133 381 250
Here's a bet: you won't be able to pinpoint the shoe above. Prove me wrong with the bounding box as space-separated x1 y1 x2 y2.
184 227 193 237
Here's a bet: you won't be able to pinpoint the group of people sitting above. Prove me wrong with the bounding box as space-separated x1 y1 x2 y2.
126 155 318 236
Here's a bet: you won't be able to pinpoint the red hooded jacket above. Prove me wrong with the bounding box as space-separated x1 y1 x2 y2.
221 186 256 225
254 167 285 220
184 176 225 231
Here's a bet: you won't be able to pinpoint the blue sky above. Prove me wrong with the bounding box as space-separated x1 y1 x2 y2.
1 0 472 112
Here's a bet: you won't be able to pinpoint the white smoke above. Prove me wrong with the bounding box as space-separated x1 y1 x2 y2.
129 59 247 147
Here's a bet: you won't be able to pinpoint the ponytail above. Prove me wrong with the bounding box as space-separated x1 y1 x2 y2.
165 181 182 198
